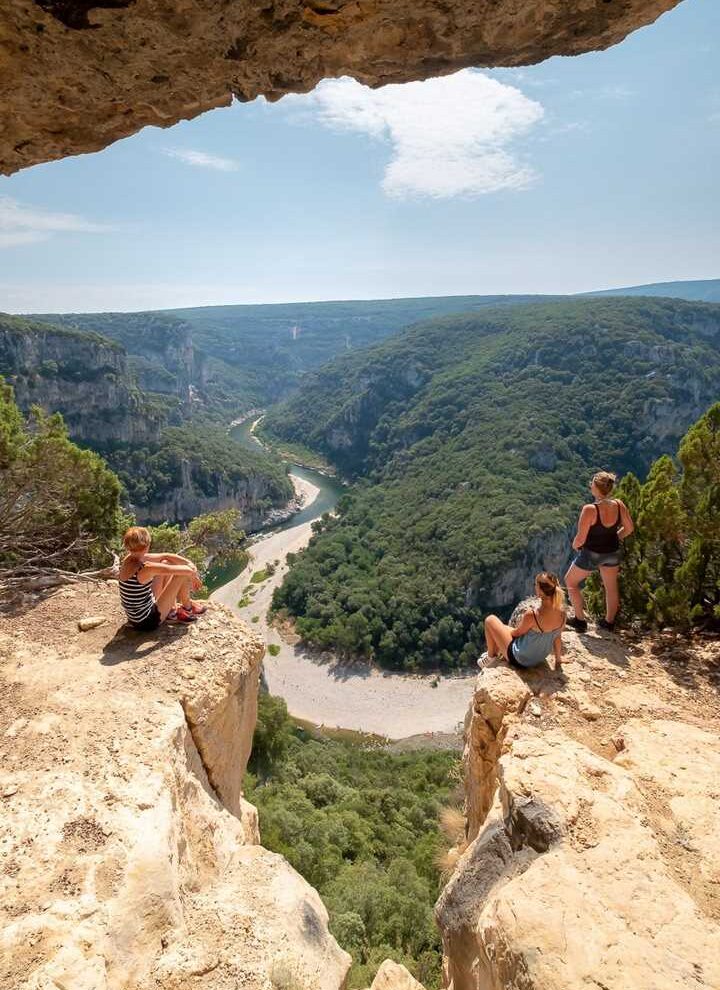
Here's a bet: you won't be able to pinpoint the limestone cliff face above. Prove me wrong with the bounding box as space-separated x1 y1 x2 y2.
0 319 163 444
465 527 572 613
40 312 209 403
141 458 299 529
436 632 720 990
1 0 681 174
0 585 351 990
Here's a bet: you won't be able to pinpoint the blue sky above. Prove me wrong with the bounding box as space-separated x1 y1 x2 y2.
1 0 718 313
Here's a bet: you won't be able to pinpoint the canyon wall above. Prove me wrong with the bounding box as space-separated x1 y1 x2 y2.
0 585 351 990
141 458 301 529
0 318 163 444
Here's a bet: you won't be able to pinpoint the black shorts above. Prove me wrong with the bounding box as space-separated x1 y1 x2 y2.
506 640 524 669
129 604 162 631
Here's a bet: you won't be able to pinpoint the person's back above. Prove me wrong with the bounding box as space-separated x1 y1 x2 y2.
511 606 565 668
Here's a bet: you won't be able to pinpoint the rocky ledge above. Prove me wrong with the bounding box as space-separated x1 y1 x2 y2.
0 584 350 990
436 628 720 990
2 0 681 173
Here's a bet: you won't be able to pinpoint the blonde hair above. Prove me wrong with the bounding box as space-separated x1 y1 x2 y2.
123 526 151 552
536 572 565 610
592 471 617 497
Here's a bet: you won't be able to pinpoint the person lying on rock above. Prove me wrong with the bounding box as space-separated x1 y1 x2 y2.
118 526 207 630
480 572 566 671
565 471 635 634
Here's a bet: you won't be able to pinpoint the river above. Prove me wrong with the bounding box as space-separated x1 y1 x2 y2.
210 417 475 739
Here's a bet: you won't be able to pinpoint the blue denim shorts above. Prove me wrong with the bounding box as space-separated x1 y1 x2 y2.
573 547 624 571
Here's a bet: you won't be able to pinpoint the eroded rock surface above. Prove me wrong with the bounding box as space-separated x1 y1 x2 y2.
0 584 351 990
437 629 720 990
371 959 426 990
2 0 682 173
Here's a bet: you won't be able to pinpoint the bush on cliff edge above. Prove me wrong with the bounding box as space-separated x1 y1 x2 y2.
0 377 123 574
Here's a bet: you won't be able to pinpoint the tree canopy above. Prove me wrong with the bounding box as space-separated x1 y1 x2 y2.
246 694 458 989
0 378 123 574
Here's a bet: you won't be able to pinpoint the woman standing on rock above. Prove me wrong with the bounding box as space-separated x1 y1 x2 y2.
119 526 207 630
481 572 567 670
565 471 635 633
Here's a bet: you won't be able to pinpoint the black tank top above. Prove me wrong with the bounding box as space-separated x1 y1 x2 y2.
583 500 621 554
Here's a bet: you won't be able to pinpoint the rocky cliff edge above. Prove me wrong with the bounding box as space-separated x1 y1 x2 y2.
0 584 350 990
436 627 720 990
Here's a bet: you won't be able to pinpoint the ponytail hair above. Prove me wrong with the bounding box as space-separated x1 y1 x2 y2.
536 571 565 610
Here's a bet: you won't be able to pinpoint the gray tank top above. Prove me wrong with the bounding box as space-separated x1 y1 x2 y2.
512 610 564 668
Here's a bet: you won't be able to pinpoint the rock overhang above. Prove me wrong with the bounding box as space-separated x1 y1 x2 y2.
1 0 683 174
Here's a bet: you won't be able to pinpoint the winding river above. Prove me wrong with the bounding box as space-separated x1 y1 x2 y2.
210 418 475 739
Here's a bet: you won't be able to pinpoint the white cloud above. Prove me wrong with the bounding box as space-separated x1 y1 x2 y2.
163 148 240 172
0 197 110 249
283 70 544 199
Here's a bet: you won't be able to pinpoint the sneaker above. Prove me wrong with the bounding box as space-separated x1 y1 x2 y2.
598 618 616 633
567 616 588 633
173 606 198 624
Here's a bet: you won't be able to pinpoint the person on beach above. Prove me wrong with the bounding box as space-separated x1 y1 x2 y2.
118 526 207 630
480 572 567 670
565 471 635 634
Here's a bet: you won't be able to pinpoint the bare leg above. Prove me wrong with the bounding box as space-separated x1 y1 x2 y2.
484 614 514 659
155 574 193 620
565 564 592 620
152 574 174 600
599 565 620 622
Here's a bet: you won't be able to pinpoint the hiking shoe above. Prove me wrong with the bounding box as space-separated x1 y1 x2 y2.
173 606 198 623
598 618 616 633
567 616 588 633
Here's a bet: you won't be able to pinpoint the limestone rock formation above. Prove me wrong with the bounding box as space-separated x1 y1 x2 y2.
436 630 720 990
2 0 682 174
0 584 351 990
0 315 163 445
371 959 425 990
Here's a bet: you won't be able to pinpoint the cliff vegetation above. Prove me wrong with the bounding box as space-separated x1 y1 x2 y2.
247 694 457 990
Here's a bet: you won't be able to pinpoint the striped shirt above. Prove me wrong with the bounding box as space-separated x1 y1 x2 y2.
119 560 155 623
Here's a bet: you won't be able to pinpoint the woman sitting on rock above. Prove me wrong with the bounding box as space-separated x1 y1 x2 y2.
481 572 566 670
119 526 207 630
565 471 635 634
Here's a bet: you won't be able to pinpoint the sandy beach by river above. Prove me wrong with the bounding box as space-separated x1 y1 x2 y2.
211 473 476 738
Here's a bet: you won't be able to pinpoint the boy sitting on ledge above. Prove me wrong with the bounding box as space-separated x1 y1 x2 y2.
118 526 207 630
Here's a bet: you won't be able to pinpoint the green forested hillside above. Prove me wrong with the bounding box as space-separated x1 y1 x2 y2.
32 296 547 412
265 298 720 669
587 278 720 303
32 280 719 411
1 313 292 522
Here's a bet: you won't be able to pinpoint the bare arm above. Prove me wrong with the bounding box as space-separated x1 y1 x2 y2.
144 551 198 570
617 500 635 539
572 505 594 551
138 559 196 581
510 611 535 639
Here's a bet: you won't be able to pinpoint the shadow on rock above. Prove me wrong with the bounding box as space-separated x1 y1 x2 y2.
100 622 191 666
